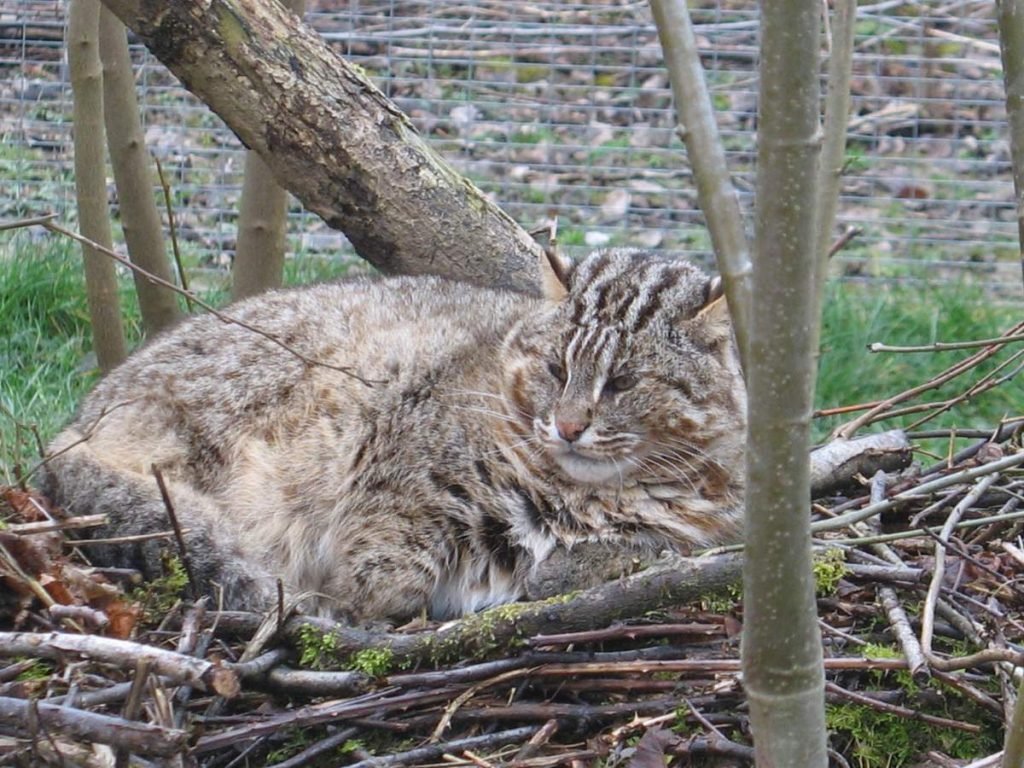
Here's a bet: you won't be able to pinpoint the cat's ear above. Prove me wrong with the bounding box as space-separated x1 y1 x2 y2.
694 276 733 345
539 249 571 302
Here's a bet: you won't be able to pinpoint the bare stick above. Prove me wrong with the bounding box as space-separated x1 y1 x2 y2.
8 514 107 535
833 320 1024 439
902 350 1024 432
827 226 862 258
0 632 238 697
262 666 372 697
345 727 538 768
207 552 745 667
529 623 721 647
849 472 930 680
0 696 187 757
511 718 558 763
153 156 193 308
808 429 912 497
871 332 1024 354
151 465 198 600
920 473 1001 656
812 451 1024 533
114 658 152 768
68 530 184 546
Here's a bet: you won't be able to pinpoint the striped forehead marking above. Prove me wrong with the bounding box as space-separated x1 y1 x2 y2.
572 258 685 335
563 322 622 400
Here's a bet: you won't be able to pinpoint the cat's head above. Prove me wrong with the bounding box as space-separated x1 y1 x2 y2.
500 248 746 491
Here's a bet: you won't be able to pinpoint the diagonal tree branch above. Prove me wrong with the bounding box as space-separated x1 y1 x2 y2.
649 0 753 371
96 0 546 293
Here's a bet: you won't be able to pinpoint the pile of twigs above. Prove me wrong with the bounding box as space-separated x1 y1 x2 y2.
1 403 1023 765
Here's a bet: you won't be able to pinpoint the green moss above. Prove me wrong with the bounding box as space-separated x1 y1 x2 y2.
346 647 394 678
826 701 997 768
130 554 190 619
515 65 550 84
425 595 579 667
215 3 248 52
827 703 915 767
296 624 341 670
812 548 849 597
700 582 742 613
15 659 52 681
828 643 999 765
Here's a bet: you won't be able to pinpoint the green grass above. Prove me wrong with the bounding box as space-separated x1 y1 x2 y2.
814 281 1020 444
0 237 131 479
0 237 1020 481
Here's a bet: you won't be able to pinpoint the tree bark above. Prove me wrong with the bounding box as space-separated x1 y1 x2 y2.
209 552 745 668
96 0 545 293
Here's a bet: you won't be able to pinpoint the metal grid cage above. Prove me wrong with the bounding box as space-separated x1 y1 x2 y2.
0 0 1020 300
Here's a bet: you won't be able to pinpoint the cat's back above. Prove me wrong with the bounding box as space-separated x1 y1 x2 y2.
73 275 532 426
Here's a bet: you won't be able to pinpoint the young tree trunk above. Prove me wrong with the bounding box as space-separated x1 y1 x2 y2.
997 0 1024 290
996 0 1024 754
67 0 127 372
231 154 290 301
230 0 306 301
99 7 183 336
741 0 828 763
96 0 545 294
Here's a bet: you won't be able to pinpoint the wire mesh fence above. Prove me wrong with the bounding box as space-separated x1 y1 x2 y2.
1 0 1021 300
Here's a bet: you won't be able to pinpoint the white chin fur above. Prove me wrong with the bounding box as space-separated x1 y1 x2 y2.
553 452 625 485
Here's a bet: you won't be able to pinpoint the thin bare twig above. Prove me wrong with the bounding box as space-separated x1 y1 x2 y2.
0 695 187 757
151 465 199 601
153 155 192 309
0 215 380 387
870 332 1024 354
832 319 1024 439
920 473 1001 655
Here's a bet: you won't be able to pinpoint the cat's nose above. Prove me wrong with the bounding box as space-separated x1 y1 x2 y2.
555 418 588 443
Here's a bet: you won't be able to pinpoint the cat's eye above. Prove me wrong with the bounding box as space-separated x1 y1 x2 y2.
604 374 637 394
547 361 566 382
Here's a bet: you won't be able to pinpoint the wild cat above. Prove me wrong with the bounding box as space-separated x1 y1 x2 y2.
41 249 747 623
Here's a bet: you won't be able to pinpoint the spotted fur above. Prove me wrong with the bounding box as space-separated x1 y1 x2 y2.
41 249 746 623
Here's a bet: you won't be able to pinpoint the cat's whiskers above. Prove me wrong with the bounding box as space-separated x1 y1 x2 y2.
630 454 700 494
478 434 543 460
441 387 528 413
440 388 507 403
652 447 703 478
446 404 521 426
650 437 726 473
